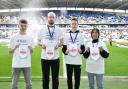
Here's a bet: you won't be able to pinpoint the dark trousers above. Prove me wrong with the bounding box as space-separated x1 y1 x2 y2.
41 59 59 89
66 64 81 89
110 42 112 46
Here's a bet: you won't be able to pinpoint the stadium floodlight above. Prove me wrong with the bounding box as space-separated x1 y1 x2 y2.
114 10 125 13
0 9 10 12
94 8 104 12
10 9 21 12
104 9 114 12
21 8 40 12
75 8 85 11
48 7 58 10
85 8 94 11
40 8 49 10
58 7 66 10
66 7 76 10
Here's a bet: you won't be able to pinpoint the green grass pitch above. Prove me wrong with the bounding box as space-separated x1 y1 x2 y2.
0 42 128 89
0 79 128 89
0 42 128 77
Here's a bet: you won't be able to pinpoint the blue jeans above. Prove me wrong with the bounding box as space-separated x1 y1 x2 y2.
12 67 32 89
87 72 104 89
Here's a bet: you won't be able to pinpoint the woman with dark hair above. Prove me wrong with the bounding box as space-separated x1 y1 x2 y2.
83 28 109 89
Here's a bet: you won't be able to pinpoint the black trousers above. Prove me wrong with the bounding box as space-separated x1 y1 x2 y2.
41 59 59 89
110 42 112 46
66 64 81 89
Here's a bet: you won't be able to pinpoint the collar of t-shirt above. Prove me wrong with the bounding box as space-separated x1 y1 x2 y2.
47 24 55 27
92 39 99 43
69 30 79 33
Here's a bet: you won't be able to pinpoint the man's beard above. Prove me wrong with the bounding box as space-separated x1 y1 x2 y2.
48 21 54 25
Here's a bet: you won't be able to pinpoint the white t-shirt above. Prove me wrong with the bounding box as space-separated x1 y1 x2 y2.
8 33 34 68
38 25 63 60
86 39 108 74
63 30 84 65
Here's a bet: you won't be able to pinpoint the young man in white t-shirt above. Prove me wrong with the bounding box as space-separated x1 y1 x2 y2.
38 12 63 89
83 28 109 89
8 19 34 89
62 18 85 89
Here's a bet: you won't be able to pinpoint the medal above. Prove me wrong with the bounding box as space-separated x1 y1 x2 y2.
68 43 78 56
46 25 56 59
90 43 100 61
19 45 28 59
46 41 55 59
47 25 55 40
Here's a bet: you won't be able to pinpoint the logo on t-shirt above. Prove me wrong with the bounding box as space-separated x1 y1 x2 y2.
91 51 99 56
68 43 78 56
19 45 28 59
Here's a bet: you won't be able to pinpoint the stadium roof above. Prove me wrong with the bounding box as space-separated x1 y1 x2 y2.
0 0 128 10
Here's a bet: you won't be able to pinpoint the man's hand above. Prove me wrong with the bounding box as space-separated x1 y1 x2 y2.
42 44 46 49
9 45 19 53
99 46 104 52
38 39 46 49
65 49 69 54
77 47 82 53
28 45 33 53
60 38 64 44
55 44 59 49
86 47 90 52
15 45 19 49
55 41 63 49
56 38 64 48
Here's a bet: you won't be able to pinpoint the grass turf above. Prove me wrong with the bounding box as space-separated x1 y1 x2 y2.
0 42 128 77
0 79 128 89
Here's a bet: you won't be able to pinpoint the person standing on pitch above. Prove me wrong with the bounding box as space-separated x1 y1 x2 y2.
38 12 63 89
108 35 112 46
83 28 109 89
62 18 85 89
8 19 34 89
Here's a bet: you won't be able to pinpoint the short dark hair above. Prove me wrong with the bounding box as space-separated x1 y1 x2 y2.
19 19 28 24
71 18 78 23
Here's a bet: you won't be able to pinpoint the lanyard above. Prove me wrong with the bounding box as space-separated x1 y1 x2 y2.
70 32 78 43
92 42 98 47
47 25 55 40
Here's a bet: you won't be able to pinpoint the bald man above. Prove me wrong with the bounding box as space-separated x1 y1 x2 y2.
38 12 63 89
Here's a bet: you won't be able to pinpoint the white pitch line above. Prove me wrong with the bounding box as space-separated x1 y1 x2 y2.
62 53 67 78
0 76 128 79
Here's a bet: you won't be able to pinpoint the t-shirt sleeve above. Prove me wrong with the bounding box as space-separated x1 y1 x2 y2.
37 28 42 41
30 37 35 48
58 27 63 39
102 41 109 53
99 41 109 58
79 33 84 45
63 34 68 45
86 42 90 48
8 36 15 49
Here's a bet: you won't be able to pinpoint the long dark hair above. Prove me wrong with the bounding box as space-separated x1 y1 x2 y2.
91 28 100 39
